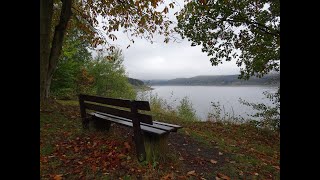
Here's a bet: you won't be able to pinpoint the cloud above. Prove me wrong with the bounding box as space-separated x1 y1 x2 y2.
94 0 241 80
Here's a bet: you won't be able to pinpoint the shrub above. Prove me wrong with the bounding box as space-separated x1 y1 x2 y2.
177 96 198 121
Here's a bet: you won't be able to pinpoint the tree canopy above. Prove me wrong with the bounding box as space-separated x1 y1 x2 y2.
176 0 280 79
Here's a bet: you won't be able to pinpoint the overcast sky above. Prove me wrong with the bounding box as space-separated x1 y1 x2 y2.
96 0 241 80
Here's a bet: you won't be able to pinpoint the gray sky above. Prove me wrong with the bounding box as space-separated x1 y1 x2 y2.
96 0 241 80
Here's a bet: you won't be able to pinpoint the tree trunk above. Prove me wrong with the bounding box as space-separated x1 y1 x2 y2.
40 0 72 105
40 0 54 105
45 75 52 98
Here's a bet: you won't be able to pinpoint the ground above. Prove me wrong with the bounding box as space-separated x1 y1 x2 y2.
40 100 280 180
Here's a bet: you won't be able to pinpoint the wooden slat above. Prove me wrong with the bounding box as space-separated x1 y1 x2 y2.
84 102 152 124
93 113 166 135
153 121 183 129
94 112 175 132
134 101 151 111
79 94 150 110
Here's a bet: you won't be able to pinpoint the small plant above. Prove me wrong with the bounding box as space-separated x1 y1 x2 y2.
239 87 280 131
207 101 244 123
207 101 222 121
177 96 198 121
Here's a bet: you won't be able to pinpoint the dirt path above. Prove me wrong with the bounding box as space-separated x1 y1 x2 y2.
168 132 229 179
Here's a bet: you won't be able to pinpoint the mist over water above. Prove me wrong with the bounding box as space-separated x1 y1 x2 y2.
139 86 277 121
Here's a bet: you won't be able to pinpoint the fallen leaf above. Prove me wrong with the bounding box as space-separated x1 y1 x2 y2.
187 170 196 176
91 165 97 172
254 172 259 176
218 152 223 155
210 159 218 164
117 154 126 159
216 173 230 180
77 161 83 165
273 166 280 170
179 157 185 161
161 172 174 180
124 142 131 150
53 174 63 180
177 176 187 180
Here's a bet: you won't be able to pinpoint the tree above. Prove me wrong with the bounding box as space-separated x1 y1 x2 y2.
40 0 175 104
176 0 280 80
50 29 92 99
87 49 136 99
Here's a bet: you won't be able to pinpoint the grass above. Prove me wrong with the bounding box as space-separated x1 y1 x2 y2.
56 99 79 106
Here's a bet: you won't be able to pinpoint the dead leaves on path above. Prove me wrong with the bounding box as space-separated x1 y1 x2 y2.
187 170 196 176
53 174 63 180
210 159 218 164
40 132 139 178
216 172 231 180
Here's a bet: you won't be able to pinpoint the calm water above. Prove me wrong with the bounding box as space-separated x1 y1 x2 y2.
139 86 278 121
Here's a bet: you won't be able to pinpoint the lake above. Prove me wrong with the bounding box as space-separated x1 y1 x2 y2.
138 86 278 121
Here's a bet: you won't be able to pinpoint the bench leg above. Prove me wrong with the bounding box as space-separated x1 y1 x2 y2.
143 133 169 162
82 117 90 130
133 131 146 162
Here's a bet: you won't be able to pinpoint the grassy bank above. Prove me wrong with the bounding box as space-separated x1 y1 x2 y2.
41 99 279 179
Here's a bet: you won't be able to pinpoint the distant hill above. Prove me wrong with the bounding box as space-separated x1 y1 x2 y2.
143 74 280 86
127 78 144 86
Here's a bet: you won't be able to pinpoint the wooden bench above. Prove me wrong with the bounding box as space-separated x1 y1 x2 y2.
78 94 182 161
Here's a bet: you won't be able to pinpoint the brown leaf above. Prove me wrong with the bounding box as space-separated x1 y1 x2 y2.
117 154 127 159
273 166 280 170
124 142 131 150
187 170 196 176
161 172 174 180
74 147 79 152
177 176 187 180
216 173 230 180
91 165 97 173
53 174 63 180
210 159 218 164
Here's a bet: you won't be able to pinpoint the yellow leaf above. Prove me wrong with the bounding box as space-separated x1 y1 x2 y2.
216 173 230 180
53 174 63 180
161 172 174 180
187 170 196 176
124 142 131 150
210 159 218 164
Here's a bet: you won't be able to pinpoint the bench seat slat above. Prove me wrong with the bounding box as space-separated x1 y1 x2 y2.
153 121 183 129
92 113 167 135
94 112 176 132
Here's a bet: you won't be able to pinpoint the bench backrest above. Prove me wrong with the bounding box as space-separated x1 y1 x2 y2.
79 94 153 125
